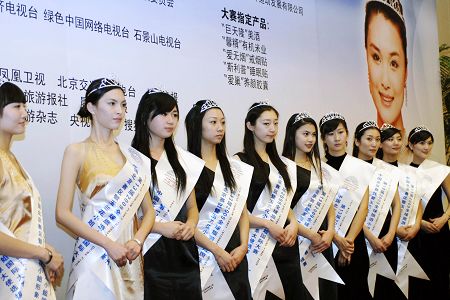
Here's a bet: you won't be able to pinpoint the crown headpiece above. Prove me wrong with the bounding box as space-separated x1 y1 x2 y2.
293 112 312 125
380 123 397 132
87 78 123 97
248 101 271 112
147 87 163 94
319 112 345 128
200 100 220 113
367 0 404 22
359 120 379 133
409 125 431 139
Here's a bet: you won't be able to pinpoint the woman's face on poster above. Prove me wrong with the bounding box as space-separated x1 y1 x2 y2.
366 12 407 125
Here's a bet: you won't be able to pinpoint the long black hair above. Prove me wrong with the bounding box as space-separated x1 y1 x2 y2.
0 82 26 115
282 113 322 183
132 91 186 194
243 102 292 192
78 78 125 119
352 121 380 157
376 125 401 159
185 100 236 192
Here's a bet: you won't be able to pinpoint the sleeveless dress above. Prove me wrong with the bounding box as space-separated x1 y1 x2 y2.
237 152 304 300
325 153 371 300
195 166 252 299
143 157 202 300
74 142 144 299
296 166 337 300
410 162 450 299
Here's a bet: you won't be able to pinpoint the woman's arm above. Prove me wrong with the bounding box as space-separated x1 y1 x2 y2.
55 144 128 267
248 213 285 243
178 189 199 240
229 207 250 265
429 174 450 231
125 192 155 262
381 189 401 247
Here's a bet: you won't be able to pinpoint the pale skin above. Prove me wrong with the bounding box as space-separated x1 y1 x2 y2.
192 108 249 272
294 123 335 253
356 129 401 253
147 107 199 242
235 110 295 246
380 133 422 241
409 137 450 233
56 89 155 268
323 123 369 266
0 101 64 285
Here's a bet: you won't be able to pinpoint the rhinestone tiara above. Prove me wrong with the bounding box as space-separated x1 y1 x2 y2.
319 112 345 128
248 101 271 112
293 112 312 125
409 125 431 139
367 0 404 22
200 100 220 113
358 120 379 133
380 123 397 132
87 78 123 97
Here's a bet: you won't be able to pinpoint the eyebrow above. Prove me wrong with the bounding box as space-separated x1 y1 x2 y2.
369 43 400 58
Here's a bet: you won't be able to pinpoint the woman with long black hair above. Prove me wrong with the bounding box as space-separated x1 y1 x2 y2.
185 100 252 299
132 89 204 300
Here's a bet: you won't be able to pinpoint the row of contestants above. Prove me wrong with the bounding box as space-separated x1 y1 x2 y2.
0 79 448 300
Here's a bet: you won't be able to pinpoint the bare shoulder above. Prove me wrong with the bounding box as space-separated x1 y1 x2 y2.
62 142 87 164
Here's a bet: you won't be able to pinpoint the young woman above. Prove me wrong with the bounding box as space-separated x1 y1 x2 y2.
132 89 204 300
365 0 407 134
377 124 423 300
185 100 252 299
353 121 401 300
0 82 64 300
236 102 298 300
282 112 338 300
56 78 154 300
319 112 375 300
407 126 450 299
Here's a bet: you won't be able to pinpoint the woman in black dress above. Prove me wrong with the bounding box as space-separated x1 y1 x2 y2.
353 121 401 300
407 126 450 299
185 100 251 299
236 102 300 300
319 112 371 300
132 90 203 300
282 112 337 300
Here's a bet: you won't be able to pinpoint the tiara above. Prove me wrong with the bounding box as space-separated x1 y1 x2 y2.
147 87 162 94
409 125 431 139
367 0 404 22
200 100 220 113
87 78 122 97
248 101 271 112
293 112 312 125
380 123 397 132
0 77 7 87
319 112 345 128
359 120 378 132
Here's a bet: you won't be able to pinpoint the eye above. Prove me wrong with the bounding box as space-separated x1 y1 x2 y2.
263 122 270 126
372 53 380 62
327 132 334 136
274 122 279 126
390 60 399 69
312 133 317 137
173 113 179 119
122 102 127 108
211 120 216 124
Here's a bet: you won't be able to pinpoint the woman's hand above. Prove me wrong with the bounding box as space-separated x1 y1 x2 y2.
368 236 387 253
267 221 286 244
214 248 236 272
429 215 448 232
230 245 248 266
105 240 129 267
337 251 351 267
420 220 439 234
280 222 297 247
43 244 64 285
333 234 354 256
158 221 183 239
177 221 196 241
125 239 142 262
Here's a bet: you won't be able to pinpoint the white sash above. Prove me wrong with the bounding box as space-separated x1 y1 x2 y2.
247 157 297 300
142 146 204 253
327 155 375 256
67 144 151 300
394 163 429 298
0 169 55 300
293 162 343 300
199 158 253 298
418 159 450 212
365 158 400 296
